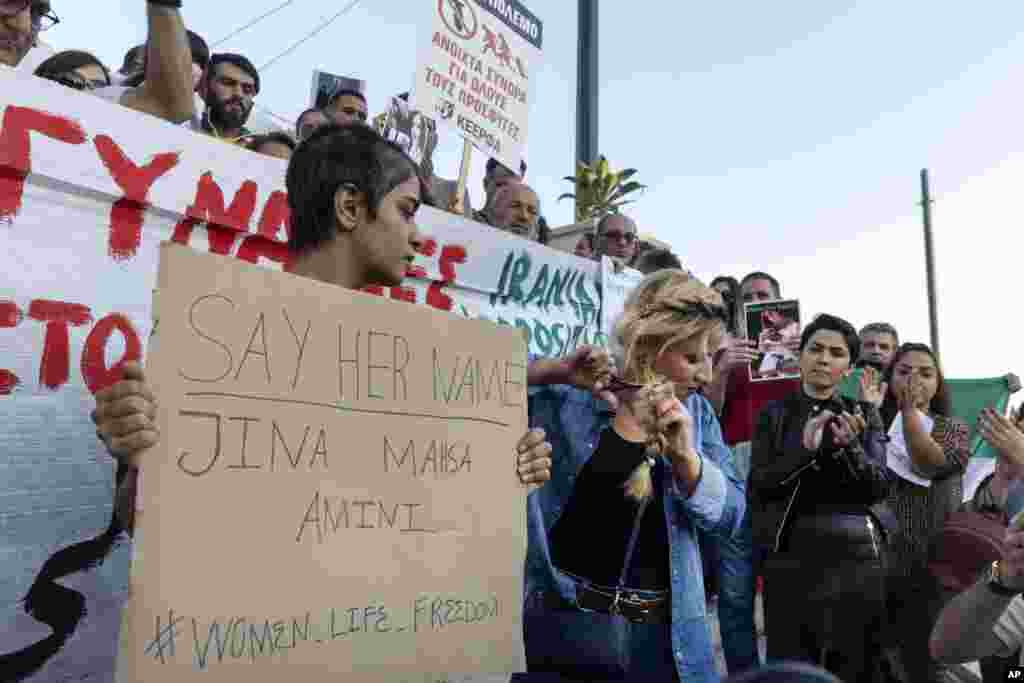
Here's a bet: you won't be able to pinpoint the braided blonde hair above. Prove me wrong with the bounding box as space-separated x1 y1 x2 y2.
610 270 725 501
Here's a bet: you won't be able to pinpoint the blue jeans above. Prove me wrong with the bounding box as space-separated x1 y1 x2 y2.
523 602 680 681
702 513 758 675
703 441 758 675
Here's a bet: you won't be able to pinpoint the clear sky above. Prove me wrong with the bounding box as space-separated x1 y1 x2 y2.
39 0 1024 380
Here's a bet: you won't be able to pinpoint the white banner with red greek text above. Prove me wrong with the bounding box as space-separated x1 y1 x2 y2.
412 0 542 173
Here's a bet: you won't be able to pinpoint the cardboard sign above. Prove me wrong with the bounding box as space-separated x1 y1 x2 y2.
117 244 528 681
412 0 542 173
744 299 802 382
0 64 594 683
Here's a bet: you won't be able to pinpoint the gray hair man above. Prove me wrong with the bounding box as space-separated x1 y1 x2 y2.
857 322 900 371
491 183 540 240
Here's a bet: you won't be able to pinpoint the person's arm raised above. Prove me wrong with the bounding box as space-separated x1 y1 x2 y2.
899 380 951 477
121 2 194 123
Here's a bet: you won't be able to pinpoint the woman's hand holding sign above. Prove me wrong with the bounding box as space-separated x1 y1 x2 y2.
92 361 157 533
92 361 158 465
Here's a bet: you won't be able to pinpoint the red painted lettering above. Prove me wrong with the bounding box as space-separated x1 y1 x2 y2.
236 235 291 269
256 190 290 243
170 173 260 255
390 287 417 304
0 300 22 395
186 172 258 232
94 135 179 261
28 300 93 390
416 238 438 258
426 245 467 312
171 220 239 255
0 106 87 221
81 313 142 394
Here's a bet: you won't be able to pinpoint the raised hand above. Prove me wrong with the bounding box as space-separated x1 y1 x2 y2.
897 376 925 413
715 337 759 374
858 367 887 408
979 408 1024 467
802 410 834 451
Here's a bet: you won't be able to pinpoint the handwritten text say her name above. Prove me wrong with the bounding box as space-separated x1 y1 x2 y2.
176 294 525 409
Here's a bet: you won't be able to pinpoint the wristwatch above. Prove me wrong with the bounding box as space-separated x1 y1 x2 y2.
985 560 1023 597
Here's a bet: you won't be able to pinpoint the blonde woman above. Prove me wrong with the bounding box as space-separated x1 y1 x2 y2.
524 270 745 682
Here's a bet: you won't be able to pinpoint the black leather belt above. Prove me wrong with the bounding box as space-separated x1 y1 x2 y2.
788 512 884 561
540 584 671 624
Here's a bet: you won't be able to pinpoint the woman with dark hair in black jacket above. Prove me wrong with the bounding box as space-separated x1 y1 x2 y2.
749 313 891 682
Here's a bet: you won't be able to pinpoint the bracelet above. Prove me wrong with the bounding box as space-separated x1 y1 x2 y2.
147 0 183 8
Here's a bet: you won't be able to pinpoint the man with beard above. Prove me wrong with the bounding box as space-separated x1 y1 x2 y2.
194 52 259 144
491 182 540 240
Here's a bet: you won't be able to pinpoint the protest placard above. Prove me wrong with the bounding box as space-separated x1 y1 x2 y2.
116 243 528 681
375 94 440 173
0 68 597 683
745 299 802 382
310 70 366 110
412 0 542 173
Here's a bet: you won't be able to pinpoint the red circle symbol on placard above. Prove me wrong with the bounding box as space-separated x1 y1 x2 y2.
438 0 478 41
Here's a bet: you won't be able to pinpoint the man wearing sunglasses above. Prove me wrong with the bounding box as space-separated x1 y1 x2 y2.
595 213 640 265
0 0 57 68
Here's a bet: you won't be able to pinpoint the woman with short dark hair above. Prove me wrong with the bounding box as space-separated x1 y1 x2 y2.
749 313 891 682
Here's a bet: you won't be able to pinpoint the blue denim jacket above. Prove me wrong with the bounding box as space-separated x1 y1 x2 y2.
526 383 746 682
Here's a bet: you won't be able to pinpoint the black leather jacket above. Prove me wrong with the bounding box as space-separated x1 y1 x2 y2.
748 390 892 552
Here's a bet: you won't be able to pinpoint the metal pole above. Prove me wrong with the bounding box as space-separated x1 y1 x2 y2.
920 168 941 356
576 0 598 167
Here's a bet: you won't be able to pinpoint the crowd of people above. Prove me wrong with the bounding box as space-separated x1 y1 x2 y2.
6 2 1024 683
5 0 683 269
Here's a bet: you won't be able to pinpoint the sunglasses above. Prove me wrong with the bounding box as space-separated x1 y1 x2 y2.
603 230 637 244
0 0 59 31
43 72 108 91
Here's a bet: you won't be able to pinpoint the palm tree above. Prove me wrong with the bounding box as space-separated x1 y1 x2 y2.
557 156 646 223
